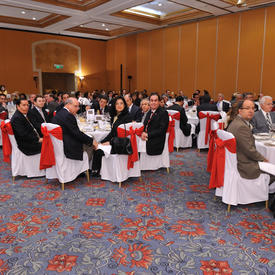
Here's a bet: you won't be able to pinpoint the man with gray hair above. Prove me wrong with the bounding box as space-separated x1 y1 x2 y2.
251 96 275 133
215 93 230 113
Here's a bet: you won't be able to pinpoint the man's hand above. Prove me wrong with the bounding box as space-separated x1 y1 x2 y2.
39 138 43 143
141 132 148 141
93 140 98 150
264 159 269 162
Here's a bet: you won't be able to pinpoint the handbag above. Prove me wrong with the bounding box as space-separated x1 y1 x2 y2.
110 124 133 155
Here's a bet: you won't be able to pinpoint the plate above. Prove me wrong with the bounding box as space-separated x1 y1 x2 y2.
264 141 275 147
257 133 270 136
254 134 270 140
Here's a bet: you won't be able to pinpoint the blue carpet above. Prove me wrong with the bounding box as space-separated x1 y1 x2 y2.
0 149 274 274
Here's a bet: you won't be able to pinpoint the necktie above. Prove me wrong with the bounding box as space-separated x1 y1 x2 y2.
266 113 272 131
145 111 155 133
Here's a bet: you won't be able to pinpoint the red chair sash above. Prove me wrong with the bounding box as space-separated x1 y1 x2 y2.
198 112 220 144
117 125 144 170
0 112 7 120
209 137 236 189
40 126 63 170
167 119 175 153
170 112 180 120
0 121 13 163
207 130 218 172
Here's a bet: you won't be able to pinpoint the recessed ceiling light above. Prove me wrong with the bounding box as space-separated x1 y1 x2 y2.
21 11 26 14
105 28 109 31
102 23 105 27
32 17 36 20
80 24 84 27
158 3 162 6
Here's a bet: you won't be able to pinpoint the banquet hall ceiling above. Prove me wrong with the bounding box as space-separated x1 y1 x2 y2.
0 0 274 40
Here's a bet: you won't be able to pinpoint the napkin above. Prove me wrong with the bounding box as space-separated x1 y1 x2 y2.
259 161 275 176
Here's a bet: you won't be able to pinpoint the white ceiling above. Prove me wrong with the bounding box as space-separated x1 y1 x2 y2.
0 0 274 40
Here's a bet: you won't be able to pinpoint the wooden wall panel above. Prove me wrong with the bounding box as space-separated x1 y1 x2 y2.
137 33 150 91
238 9 265 93
163 27 179 93
150 29 164 93
262 6 275 95
196 18 217 95
216 13 239 99
126 35 137 92
180 23 197 97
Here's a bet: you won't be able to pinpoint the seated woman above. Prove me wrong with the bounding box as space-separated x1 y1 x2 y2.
91 96 132 176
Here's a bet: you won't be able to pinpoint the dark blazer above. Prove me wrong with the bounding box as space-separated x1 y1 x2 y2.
143 107 169 155
93 105 109 115
52 108 93 160
28 107 50 137
215 101 230 113
227 115 265 179
0 104 8 119
129 104 142 122
197 103 218 117
251 110 275 134
55 102 64 113
10 110 41 155
167 103 191 136
101 112 132 143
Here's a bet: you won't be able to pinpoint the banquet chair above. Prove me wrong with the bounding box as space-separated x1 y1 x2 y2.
0 111 8 146
167 110 194 150
213 129 270 212
100 122 142 188
1 119 45 183
139 132 170 172
197 111 220 149
41 123 89 190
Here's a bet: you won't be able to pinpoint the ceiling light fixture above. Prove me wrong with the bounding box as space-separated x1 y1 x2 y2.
105 28 109 31
21 11 26 14
32 17 36 20
102 23 105 26
80 24 84 27
236 0 247 7
158 3 162 6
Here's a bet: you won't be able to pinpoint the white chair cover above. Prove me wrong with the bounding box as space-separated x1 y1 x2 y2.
42 123 89 183
167 110 194 149
139 132 170 171
5 119 45 178
215 129 269 206
0 118 3 146
100 122 141 183
197 111 220 149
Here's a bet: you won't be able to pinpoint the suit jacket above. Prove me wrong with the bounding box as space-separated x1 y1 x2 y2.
101 112 132 143
215 100 230 113
55 102 64 113
52 108 93 160
28 107 50 137
93 105 109 115
227 115 265 179
129 104 142 122
197 103 218 117
10 110 41 155
0 104 8 119
251 110 275 134
143 107 169 155
167 104 191 136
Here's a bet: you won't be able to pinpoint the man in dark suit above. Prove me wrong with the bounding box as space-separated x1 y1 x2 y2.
28 95 50 137
55 92 70 113
141 93 169 155
197 94 218 116
52 97 97 161
93 95 109 115
124 93 142 122
167 96 191 136
215 93 230 113
244 92 259 112
11 99 42 155
0 93 9 119
251 95 275 133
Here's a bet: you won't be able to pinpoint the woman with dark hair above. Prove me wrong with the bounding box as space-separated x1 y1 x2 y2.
91 96 132 176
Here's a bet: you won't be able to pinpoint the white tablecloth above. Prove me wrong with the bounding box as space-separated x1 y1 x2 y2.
256 140 275 164
78 121 110 142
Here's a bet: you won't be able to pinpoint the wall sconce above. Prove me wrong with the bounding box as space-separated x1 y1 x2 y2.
33 76 38 88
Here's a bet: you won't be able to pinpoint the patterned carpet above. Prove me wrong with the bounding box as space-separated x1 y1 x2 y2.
0 149 274 275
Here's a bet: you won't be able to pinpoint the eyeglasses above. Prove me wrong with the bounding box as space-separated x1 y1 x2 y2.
240 107 256 111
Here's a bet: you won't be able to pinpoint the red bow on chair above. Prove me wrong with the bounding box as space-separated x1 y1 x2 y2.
167 119 175 153
207 129 218 172
0 121 13 163
40 126 63 169
198 112 220 144
170 112 180 120
209 137 236 189
0 112 7 120
117 125 144 170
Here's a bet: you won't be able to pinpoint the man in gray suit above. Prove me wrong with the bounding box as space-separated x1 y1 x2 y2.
251 96 275 133
227 100 269 179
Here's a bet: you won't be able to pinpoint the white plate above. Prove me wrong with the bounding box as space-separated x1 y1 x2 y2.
254 134 270 140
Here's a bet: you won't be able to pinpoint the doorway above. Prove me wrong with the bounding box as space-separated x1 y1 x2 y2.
42 72 76 93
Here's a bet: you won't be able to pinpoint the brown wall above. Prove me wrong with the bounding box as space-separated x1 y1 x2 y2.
106 6 275 100
0 29 106 94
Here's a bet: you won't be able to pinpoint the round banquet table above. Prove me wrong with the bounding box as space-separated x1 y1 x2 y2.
255 139 275 164
78 121 110 142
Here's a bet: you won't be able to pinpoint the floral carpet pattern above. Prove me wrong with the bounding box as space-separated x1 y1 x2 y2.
0 149 274 274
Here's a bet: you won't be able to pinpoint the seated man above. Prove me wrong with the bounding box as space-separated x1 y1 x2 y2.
140 98 150 123
197 94 218 116
93 95 109 115
0 93 8 119
227 99 270 179
52 97 97 161
11 98 42 155
251 96 275 133
55 92 70 113
244 92 259 111
124 93 142 122
141 93 169 155
28 95 50 137
167 96 191 136
215 93 230 113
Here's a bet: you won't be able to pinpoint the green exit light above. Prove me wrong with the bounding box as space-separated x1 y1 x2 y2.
54 64 64 69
